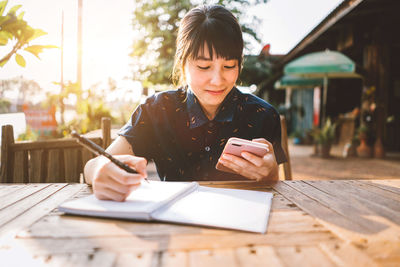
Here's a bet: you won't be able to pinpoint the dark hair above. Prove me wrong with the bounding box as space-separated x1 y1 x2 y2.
172 5 244 86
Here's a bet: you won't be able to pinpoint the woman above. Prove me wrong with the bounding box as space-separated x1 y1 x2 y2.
84 5 287 201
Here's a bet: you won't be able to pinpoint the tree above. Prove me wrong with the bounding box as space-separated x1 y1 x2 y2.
0 0 56 67
130 0 267 86
0 76 43 105
239 55 272 86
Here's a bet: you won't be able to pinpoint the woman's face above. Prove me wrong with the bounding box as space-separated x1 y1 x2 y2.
184 48 239 116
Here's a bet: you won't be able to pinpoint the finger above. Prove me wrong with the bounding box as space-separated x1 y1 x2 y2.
219 155 258 180
221 153 250 169
99 175 135 195
95 187 128 202
107 164 145 185
252 138 274 152
241 151 264 167
252 138 268 144
102 156 147 185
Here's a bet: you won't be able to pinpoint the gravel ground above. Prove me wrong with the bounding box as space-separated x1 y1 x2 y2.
289 143 400 180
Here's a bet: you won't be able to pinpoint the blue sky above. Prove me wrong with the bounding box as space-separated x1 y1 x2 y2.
0 0 343 99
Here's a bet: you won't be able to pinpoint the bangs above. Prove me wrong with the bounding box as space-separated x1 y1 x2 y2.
173 5 244 85
186 19 243 61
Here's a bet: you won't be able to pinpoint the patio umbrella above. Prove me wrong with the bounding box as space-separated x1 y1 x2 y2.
284 50 362 124
274 74 323 89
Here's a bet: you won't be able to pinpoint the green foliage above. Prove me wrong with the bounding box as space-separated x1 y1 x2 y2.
356 124 371 142
0 76 43 105
17 125 39 141
43 80 119 137
239 55 272 86
0 98 11 112
58 100 114 137
130 0 268 86
0 0 57 67
311 119 336 145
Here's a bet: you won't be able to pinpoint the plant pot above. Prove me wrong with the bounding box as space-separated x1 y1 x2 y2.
374 137 385 158
293 137 302 144
320 143 332 158
357 138 372 158
313 143 319 156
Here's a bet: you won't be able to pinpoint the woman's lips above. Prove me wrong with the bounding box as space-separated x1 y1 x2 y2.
206 89 225 96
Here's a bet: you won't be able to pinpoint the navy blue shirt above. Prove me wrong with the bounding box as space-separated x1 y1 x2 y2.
119 87 287 181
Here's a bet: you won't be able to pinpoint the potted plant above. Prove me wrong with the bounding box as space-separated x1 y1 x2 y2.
312 119 336 158
356 125 372 158
290 130 303 145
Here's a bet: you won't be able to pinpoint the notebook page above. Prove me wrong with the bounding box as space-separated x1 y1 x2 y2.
151 186 273 233
58 181 197 220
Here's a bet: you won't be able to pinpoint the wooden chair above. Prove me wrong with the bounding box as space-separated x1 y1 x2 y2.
280 115 292 180
1 117 112 183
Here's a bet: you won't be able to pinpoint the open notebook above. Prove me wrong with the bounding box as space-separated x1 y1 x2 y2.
58 181 273 233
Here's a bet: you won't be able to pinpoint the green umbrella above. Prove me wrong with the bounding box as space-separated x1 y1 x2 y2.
274 74 323 89
284 50 361 124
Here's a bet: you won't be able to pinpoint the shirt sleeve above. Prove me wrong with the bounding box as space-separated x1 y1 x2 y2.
118 102 156 160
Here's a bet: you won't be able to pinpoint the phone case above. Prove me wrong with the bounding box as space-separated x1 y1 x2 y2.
215 137 269 174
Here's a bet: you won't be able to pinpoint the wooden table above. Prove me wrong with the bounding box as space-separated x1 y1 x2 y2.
1 180 399 266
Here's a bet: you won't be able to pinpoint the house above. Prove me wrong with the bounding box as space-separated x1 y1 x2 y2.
257 0 400 152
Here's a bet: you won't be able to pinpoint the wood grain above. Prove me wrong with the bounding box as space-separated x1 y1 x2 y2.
1 180 398 266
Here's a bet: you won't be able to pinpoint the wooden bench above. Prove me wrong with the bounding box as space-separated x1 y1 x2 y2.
1 117 111 183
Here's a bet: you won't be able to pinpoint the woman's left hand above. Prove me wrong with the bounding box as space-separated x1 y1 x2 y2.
217 138 279 181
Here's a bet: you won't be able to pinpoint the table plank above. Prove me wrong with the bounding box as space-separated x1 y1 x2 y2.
363 240 400 267
11 231 338 255
366 180 400 195
0 184 25 197
283 181 392 233
276 246 337 267
160 251 188 267
0 184 85 239
0 184 68 232
305 180 400 218
319 242 380 267
302 181 400 240
115 252 154 267
0 184 49 210
350 180 400 202
22 209 324 238
189 249 237 267
236 246 284 267
34 251 117 267
164 231 338 251
273 181 374 241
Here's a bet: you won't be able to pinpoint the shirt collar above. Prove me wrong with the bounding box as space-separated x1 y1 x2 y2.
186 86 240 129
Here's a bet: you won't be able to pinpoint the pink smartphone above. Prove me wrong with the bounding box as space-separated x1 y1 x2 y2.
216 137 269 174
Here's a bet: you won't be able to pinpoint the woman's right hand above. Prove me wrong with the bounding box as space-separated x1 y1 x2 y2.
90 155 148 202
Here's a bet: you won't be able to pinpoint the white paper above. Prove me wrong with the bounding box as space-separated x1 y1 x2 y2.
151 186 273 233
58 181 197 220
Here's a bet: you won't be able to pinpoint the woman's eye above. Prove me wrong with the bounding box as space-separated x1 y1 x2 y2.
197 66 210 70
224 65 236 69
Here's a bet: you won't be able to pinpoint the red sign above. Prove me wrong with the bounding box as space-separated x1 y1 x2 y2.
313 87 321 126
23 104 57 132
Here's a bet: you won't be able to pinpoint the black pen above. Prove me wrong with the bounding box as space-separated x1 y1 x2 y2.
71 131 149 183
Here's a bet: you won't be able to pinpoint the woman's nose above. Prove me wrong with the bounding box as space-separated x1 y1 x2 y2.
210 69 224 85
